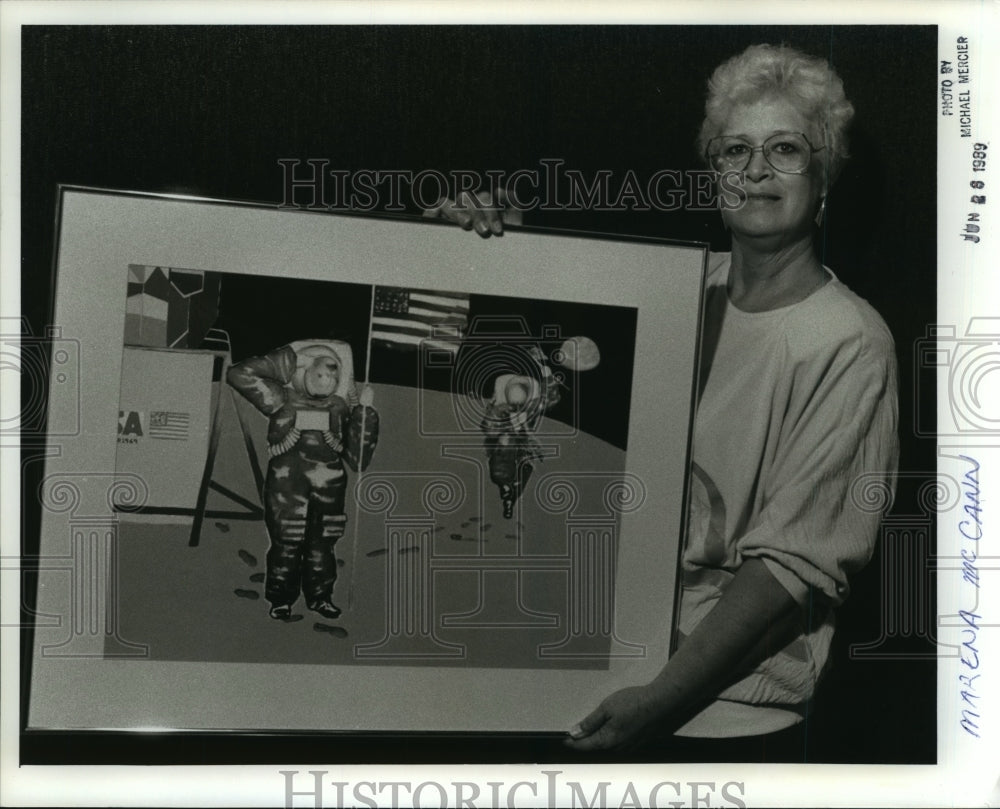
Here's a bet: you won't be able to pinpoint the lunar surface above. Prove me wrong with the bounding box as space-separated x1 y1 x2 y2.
114 384 631 669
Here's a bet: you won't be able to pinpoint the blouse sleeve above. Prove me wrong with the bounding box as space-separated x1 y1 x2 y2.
736 325 899 607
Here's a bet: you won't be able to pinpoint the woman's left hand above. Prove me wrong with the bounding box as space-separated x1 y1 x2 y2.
564 685 666 752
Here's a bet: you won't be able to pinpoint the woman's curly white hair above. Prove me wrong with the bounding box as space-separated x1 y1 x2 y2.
697 44 855 183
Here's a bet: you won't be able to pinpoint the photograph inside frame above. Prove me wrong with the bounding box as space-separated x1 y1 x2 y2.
13 21 941 770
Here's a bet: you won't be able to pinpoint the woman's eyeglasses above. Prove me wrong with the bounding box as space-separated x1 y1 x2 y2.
706 132 825 175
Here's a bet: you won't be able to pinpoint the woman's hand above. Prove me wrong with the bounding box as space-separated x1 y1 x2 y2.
422 189 520 237
565 685 667 752
564 558 802 753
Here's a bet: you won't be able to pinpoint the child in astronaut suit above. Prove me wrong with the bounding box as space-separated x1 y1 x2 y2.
227 340 378 620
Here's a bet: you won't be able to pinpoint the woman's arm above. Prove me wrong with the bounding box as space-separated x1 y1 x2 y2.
566 557 801 751
568 313 899 752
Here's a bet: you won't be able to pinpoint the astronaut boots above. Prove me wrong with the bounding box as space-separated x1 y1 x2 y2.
269 600 342 621
308 599 342 620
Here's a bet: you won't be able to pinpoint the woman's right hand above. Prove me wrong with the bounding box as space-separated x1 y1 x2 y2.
422 189 520 238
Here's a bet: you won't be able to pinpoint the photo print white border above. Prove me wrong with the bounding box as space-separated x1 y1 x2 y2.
2 1 998 807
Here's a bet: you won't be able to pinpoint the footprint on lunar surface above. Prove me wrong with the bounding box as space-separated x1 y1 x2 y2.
215 522 231 533
234 588 259 600
249 572 265 583
237 549 258 567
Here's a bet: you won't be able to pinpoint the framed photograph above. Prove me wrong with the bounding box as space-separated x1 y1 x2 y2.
26 186 707 734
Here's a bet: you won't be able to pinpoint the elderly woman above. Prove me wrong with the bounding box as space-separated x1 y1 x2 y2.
429 43 898 759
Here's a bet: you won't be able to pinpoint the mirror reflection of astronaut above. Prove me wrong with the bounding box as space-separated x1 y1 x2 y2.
227 340 378 620
480 346 562 519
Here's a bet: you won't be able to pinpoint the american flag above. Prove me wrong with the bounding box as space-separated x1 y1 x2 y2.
371 286 469 353
148 411 190 440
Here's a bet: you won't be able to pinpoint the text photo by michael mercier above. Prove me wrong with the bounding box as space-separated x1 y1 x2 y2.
16 24 938 769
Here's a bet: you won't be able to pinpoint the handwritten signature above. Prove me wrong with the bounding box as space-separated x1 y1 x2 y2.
958 454 982 739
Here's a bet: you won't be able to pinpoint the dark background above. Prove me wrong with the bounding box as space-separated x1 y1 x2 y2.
215 275 374 366
20 25 937 764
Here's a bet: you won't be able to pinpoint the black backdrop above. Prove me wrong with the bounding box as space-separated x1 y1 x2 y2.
20 25 937 765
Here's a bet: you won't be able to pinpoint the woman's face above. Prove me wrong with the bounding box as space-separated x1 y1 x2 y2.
718 96 826 245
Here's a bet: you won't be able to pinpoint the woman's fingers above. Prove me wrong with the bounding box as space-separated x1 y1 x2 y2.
572 705 609 737
483 188 508 234
486 205 505 234
421 196 467 227
563 686 662 753
422 196 475 229
564 706 611 751
457 190 496 237
423 190 507 237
